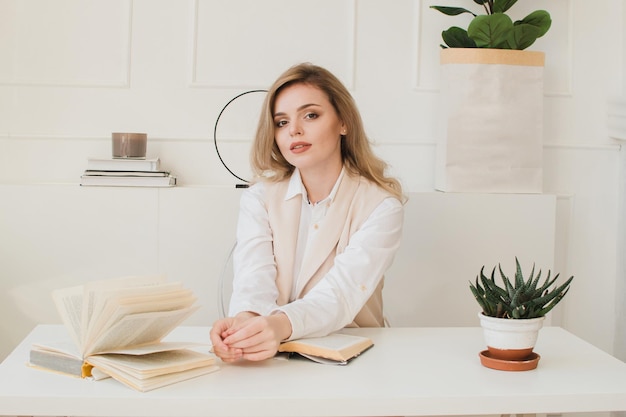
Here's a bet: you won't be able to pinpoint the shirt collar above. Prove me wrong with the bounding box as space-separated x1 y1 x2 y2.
285 167 345 203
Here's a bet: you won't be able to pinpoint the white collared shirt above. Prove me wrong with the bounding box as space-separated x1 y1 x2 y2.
229 168 404 339
289 168 344 301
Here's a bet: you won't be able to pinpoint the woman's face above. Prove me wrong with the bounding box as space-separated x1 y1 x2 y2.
273 83 345 174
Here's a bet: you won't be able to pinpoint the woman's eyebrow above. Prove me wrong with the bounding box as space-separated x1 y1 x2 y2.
274 103 321 118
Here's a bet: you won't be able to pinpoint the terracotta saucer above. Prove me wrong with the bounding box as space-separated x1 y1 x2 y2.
479 350 540 371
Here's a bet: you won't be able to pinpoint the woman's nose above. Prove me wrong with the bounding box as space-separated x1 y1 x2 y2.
289 120 302 136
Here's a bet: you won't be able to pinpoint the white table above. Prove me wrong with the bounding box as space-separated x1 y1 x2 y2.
2 324 626 417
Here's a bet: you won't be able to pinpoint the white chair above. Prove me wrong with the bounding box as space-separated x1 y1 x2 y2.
217 242 235 319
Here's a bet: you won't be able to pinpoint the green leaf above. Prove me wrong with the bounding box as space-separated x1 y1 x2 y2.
430 6 477 17
514 258 525 288
510 285 523 311
540 276 574 303
536 287 571 316
511 305 524 319
499 264 515 300
469 281 490 314
493 0 518 14
528 268 542 293
489 267 508 299
468 13 514 48
516 10 552 38
507 23 542 50
536 270 559 294
441 27 477 48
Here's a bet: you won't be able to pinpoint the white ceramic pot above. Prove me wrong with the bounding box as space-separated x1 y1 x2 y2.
478 312 545 360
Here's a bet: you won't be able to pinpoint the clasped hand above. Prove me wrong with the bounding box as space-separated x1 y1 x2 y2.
210 311 293 362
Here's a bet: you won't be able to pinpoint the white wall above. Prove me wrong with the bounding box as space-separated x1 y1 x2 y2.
0 0 623 362
0 185 557 363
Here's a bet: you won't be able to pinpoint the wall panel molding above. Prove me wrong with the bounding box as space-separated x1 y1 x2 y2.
412 0 433 92
188 0 356 89
608 97 626 141
0 0 133 88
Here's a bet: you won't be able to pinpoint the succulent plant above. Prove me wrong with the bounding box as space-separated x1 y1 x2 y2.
430 0 552 50
470 258 573 319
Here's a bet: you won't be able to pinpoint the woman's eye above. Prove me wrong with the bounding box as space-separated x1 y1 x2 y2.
304 113 318 120
275 120 287 128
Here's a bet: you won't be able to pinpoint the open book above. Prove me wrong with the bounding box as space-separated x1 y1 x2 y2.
28 275 219 391
278 333 373 365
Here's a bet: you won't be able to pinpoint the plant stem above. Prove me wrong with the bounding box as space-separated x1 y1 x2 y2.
486 0 493 15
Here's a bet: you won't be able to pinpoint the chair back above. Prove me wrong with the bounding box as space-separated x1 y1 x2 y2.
218 242 236 318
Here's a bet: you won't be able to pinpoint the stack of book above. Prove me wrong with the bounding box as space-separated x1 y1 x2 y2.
80 157 176 187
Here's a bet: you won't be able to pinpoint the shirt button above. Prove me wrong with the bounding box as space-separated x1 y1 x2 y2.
314 224 319 230
360 285 367 291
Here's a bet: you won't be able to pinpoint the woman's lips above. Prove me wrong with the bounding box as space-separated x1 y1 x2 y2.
290 142 311 153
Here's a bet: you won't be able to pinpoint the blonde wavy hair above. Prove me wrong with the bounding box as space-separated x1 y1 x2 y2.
250 63 404 201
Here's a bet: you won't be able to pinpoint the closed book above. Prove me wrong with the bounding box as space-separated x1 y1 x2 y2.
80 174 176 187
278 333 373 365
83 170 170 177
86 157 161 172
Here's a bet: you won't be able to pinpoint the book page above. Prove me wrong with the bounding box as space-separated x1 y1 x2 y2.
89 359 219 392
91 293 196 344
49 276 200 359
87 349 216 379
85 283 191 346
52 285 85 349
81 275 168 345
84 305 199 355
101 341 209 355
31 340 82 359
116 287 193 307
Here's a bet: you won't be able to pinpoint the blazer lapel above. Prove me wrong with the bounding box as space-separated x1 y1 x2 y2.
294 174 360 298
271 184 302 306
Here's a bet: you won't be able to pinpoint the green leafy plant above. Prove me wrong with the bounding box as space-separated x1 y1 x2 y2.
430 0 551 50
469 258 573 319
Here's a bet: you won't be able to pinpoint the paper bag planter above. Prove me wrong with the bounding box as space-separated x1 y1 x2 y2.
435 48 545 193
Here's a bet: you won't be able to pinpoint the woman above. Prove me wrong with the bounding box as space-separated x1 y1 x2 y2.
210 63 405 362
